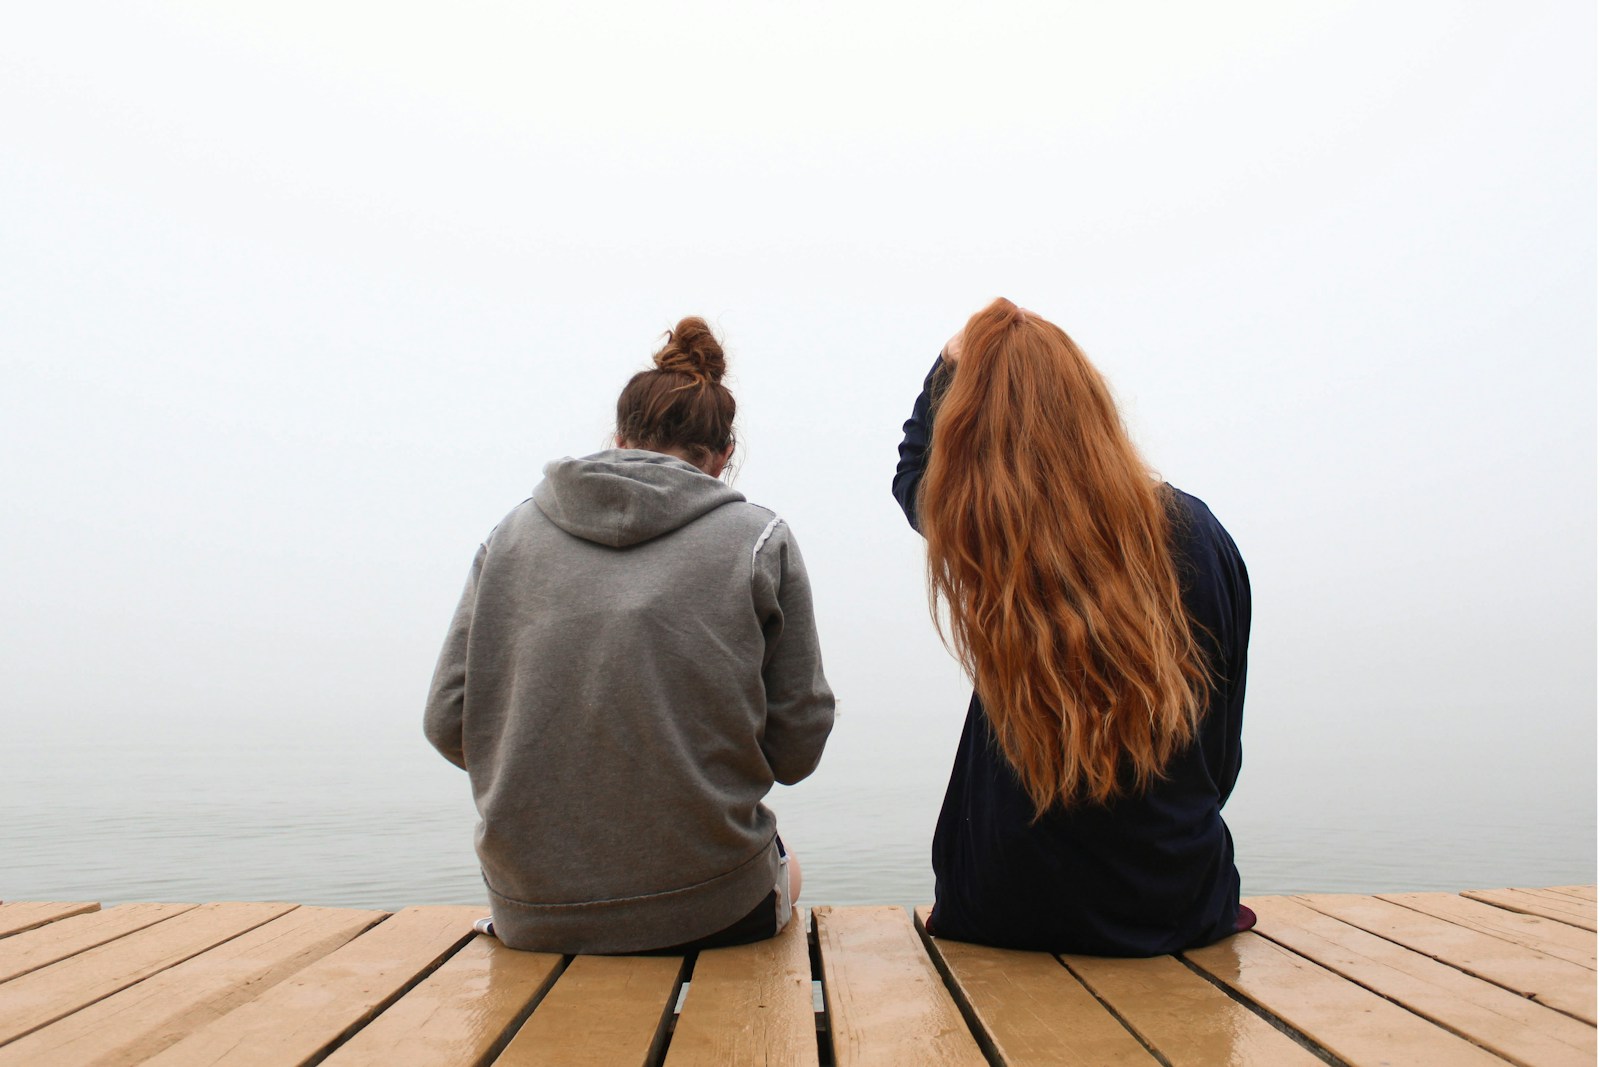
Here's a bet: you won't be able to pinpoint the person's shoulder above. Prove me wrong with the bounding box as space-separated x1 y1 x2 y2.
694 495 766 524
1164 484 1241 554
1166 484 1219 527
676 495 783 544
717 500 804 570
728 498 777 521
483 496 536 534
723 500 792 546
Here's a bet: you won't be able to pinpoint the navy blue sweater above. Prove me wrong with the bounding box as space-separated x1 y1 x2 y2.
894 357 1251 955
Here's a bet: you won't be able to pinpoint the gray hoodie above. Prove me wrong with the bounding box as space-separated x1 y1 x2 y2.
424 449 835 953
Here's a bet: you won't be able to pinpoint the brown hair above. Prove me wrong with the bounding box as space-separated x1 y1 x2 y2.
616 317 736 471
920 298 1208 815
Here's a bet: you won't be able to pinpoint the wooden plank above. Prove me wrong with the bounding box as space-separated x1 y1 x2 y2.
1250 895 1595 1067
812 905 985 1067
493 954 684 1067
1185 931 1509 1066
1515 888 1599 921
1463 888 1598 931
911 906 1154 1067
323 934 562 1066
1545 886 1598 902
0 902 293 1046
1298 893 1597 1024
1380 891 1595 970
1064 950 1322 1066
1521 887 1600 910
665 916 817 1067
0 906 382 1067
0 903 101 939
0 903 196 983
140 905 481 1067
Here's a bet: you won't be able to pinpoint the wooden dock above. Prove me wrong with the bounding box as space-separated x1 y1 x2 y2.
0 885 1592 1065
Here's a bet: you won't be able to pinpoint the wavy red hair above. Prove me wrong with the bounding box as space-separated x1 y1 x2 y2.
921 298 1208 814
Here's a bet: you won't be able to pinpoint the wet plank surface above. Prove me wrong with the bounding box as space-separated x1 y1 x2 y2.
1066 949 1324 1066
1303 892 1598 1024
322 934 563 1067
0 906 383 1067
1250 895 1596 1067
814 905 986 1066
1380 891 1597 970
913 906 1155 1067
665 915 817 1067
1184 930 1509 1066
142 905 482 1066
0 885 1591 1066
494 954 684 1067
0 902 293 1046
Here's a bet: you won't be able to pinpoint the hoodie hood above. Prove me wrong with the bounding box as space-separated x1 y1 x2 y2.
532 449 746 548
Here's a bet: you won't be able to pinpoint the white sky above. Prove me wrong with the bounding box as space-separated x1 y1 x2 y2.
4 2 1594 858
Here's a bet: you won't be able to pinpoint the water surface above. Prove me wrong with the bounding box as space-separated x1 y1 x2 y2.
6 716 1591 910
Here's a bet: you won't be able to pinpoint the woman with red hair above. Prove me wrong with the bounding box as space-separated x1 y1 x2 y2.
893 298 1253 955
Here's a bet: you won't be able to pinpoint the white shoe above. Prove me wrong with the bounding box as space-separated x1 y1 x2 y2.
473 917 496 937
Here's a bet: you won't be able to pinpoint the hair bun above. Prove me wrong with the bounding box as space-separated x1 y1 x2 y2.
653 317 726 384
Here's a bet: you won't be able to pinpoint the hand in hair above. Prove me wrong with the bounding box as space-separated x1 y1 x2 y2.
940 328 965 364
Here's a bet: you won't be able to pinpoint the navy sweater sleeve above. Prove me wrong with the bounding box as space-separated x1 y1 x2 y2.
891 356 947 533
1212 520 1251 804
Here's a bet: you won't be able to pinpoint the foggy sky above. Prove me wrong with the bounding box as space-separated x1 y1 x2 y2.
4 1 1594 880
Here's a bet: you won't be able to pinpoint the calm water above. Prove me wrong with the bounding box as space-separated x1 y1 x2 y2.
5 715 1593 910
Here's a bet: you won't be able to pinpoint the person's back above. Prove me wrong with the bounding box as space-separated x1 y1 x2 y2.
893 299 1251 955
426 319 835 954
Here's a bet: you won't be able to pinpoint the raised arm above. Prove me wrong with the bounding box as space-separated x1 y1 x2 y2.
891 355 947 533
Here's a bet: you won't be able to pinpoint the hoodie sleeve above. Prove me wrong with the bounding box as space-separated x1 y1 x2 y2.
753 523 836 785
424 543 486 770
891 355 947 533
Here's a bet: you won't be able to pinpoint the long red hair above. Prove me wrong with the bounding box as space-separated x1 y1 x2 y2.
921 298 1208 814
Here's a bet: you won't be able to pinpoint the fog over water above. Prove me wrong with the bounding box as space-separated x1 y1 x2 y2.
4 2 1594 909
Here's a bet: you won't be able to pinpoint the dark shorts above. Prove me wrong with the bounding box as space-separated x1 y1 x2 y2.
636 836 789 955
638 889 780 955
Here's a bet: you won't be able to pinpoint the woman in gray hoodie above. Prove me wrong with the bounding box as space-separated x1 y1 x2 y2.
425 318 835 954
